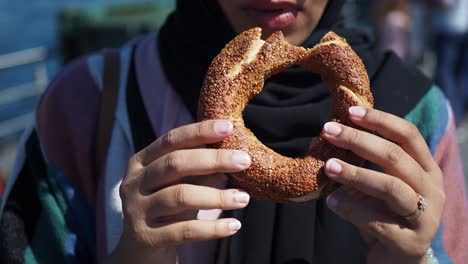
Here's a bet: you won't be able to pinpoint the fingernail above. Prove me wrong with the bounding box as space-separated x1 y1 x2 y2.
326 193 339 209
325 159 342 177
232 151 251 168
349 106 367 119
323 122 342 136
229 220 242 231
234 191 250 204
214 120 233 135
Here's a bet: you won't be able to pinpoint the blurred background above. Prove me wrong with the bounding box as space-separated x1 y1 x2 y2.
0 0 467 195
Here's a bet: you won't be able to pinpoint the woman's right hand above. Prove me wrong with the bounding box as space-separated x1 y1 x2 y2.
105 120 252 264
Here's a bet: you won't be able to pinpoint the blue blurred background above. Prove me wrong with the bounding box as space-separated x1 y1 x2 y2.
0 0 174 183
0 0 467 192
0 0 171 80
0 0 173 137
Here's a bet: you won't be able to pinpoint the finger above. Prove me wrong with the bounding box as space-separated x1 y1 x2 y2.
146 184 250 218
142 149 251 191
324 158 421 220
326 189 423 257
136 120 234 166
152 218 242 246
322 122 426 192
348 107 437 173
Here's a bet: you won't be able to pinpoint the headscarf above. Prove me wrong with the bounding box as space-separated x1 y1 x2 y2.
157 0 432 263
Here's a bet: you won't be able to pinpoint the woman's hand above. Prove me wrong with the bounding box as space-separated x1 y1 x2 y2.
106 120 251 264
322 107 446 264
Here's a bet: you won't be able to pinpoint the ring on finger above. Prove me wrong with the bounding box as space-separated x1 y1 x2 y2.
404 193 428 221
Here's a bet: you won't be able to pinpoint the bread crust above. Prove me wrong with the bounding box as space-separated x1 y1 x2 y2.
198 28 373 203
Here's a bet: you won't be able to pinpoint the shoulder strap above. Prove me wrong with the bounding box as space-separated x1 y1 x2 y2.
126 49 156 152
94 50 120 177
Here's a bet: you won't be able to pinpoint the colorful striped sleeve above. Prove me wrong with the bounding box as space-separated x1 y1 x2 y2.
405 85 468 263
0 56 101 263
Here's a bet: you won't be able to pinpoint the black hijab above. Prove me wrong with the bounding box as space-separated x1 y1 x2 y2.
157 1 432 263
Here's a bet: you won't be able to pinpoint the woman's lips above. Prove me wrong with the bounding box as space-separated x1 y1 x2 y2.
248 7 300 30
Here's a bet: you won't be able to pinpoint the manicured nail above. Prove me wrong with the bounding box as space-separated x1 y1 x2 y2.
325 159 342 177
229 220 242 231
349 106 367 119
326 193 339 209
214 120 233 135
323 122 342 136
234 191 250 204
232 151 251 168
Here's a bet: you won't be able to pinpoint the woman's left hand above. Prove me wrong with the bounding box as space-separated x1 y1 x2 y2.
321 106 446 264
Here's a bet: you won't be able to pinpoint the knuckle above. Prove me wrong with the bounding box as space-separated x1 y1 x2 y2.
383 178 405 199
375 110 386 126
384 143 403 165
347 128 362 147
119 174 140 201
402 122 420 140
165 152 181 177
174 185 189 207
120 177 130 195
215 150 226 167
367 220 387 235
217 190 228 208
196 122 207 138
119 181 130 201
120 185 143 217
161 130 177 149
439 189 447 208
130 153 143 167
181 222 195 241
136 226 159 246
347 165 361 186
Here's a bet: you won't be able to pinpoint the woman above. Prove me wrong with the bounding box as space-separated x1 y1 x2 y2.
0 0 467 263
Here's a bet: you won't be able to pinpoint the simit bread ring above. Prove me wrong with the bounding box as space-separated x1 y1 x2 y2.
198 28 374 203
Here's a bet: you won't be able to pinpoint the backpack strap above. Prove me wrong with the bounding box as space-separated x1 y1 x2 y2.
94 50 120 177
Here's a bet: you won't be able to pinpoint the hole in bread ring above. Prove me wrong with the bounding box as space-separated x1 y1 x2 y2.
198 28 374 203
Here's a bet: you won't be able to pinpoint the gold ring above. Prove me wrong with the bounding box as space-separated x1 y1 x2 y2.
404 193 428 221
